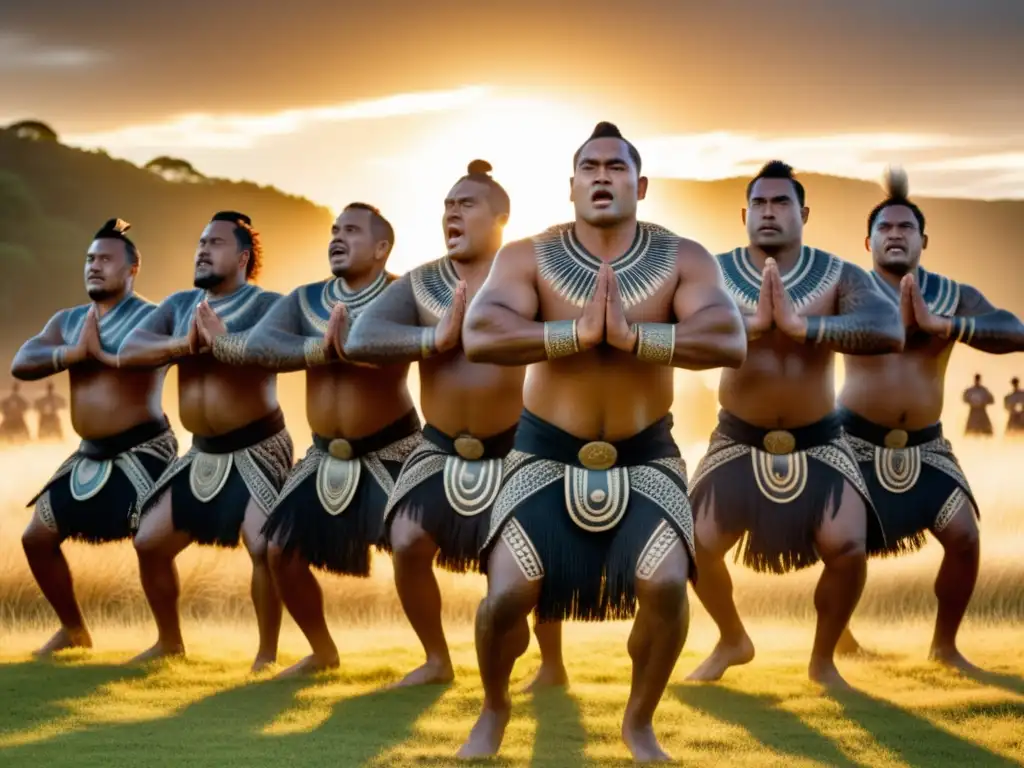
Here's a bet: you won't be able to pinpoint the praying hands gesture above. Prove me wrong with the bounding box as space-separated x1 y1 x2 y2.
194 300 224 352
900 273 950 337
575 264 638 351
324 302 349 360
767 259 808 342
433 280 468 354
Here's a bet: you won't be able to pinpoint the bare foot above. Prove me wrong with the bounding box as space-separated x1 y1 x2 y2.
275 654 339 679
686 635 755 682
251 655 277 674
33 627 92 658
521 662 569 693
128 641 185 665
930 645 984 675
389 660 455 689
809 657 855 692
622 719 673 763
836 628 881 659
456 705 511 759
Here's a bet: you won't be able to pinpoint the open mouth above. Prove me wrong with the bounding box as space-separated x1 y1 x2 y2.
329 245 348 258
446 223 464 248
885 244 907 254
196 259 212 269
591 189 614 207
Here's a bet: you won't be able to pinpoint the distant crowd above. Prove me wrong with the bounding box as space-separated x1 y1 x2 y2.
0 381 66 444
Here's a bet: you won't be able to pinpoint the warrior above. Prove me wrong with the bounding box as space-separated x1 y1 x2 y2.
685 160 904 690
198 203 422 677
344 160 569 689
838 168 1024 669
11 219 178 655
35 381 67 441
1005 378 1024 434
457 122 746 761
117 211 293 670
0 382 31 443
963 374 994 436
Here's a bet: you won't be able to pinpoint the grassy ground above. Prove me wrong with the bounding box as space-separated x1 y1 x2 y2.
1 621 1023 766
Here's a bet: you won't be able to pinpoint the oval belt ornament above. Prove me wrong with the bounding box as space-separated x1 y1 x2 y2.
762 430 796 455
317 456 361 516
883 429 909 449
190 452 233 503
577 441 617 470
328 438 353 460
454 435 485 460
70 458 113 501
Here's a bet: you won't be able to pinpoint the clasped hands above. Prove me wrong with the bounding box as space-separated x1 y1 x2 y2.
573 264 638 351
899 273 950 337
744 258 808 341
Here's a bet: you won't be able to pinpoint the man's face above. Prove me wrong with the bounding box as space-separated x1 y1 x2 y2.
442 179 504 261
194 221 245 289
570 138 647 228
329 208 385 279
869 205 926 275
744 178 806 249
84 238 134 300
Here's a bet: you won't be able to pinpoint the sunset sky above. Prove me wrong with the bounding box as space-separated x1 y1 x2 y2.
3 0 1023 263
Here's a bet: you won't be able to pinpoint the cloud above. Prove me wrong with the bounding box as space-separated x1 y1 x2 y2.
63 85 492 150
0 33 106 70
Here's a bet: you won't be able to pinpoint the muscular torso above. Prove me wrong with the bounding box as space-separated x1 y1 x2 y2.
524 223 679 440
840 268 963 429
414 257 524 437
718 246 844 428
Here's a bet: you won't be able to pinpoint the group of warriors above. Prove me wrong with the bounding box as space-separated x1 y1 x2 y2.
11 122 1024 762
0 381 66 443
962 374 1024 436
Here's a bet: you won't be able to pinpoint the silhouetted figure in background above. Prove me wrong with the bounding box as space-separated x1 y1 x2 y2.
35 381 66 441
963 374 994 436
0 382 32 444
1005 377 1024 434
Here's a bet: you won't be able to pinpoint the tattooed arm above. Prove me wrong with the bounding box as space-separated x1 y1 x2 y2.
945 284 1024 354
118 298 191 368
10 311 73 381
343 274 432 365
804 262 904 355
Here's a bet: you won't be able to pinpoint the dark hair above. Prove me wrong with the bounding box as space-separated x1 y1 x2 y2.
343 202 396 249
866 166 926 236
1013 377 1020 387
93 217 140 265
456 159 511 217
211 210 262 280
746 160 805 207
573 122 642 174
975 373 982 382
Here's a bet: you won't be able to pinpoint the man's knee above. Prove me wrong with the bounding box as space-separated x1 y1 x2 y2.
22 519 59 555
937 501 980 555
819 537 867 568
483 579 537 633
389 511 435 560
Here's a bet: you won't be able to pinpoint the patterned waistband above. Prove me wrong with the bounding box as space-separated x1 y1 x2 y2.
422 422 517 460
192 408 286 454
514 409 679 468
78 416 172 460
837 407 943 448
312 409 421 458
716 409 842 453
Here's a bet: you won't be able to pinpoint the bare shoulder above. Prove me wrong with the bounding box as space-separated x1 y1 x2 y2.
493 237 538 274
672 236 723 281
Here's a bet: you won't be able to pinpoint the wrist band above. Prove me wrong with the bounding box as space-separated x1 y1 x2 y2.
951 316 976 344
633 323 675 364
52 347 66 372
211 334 247 365
303 337 329 366
543 320 580 359
804 317 826 345
421 327 437 358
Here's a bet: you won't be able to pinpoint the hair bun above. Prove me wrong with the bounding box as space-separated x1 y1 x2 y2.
467 159 492 175
103 218 131 234
883 165 909 199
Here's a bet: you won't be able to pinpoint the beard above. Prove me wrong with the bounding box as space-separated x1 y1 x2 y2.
86 286 116 301
194 272 225 290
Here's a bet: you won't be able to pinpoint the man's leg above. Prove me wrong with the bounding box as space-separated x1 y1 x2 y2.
389 511 454 687
928 495 981 671
522 618 568 692
457 538 540 759
267 540 340 678
624 540 690 763
809 482 868 689
21 507 92 655
132 490 192 662
241 498 283 673
686 496 751 681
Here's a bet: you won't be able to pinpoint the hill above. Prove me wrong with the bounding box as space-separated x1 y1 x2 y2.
0 129 334 360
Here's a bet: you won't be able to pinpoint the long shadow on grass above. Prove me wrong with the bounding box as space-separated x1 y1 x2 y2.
673 685 861 768
0 660 146 739
834 688 1022 768
959 667 1024 698
530 687 587 768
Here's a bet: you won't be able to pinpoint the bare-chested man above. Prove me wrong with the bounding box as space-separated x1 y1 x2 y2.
12 219 178 655
685 160 904 690
838 168 1024 669
963 374 994 436
0 382 31 443
1006 378 1024 434
199 203 422 677
344 160 566 688
458 122 747 762
35 382 67 441
118 211 293 670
